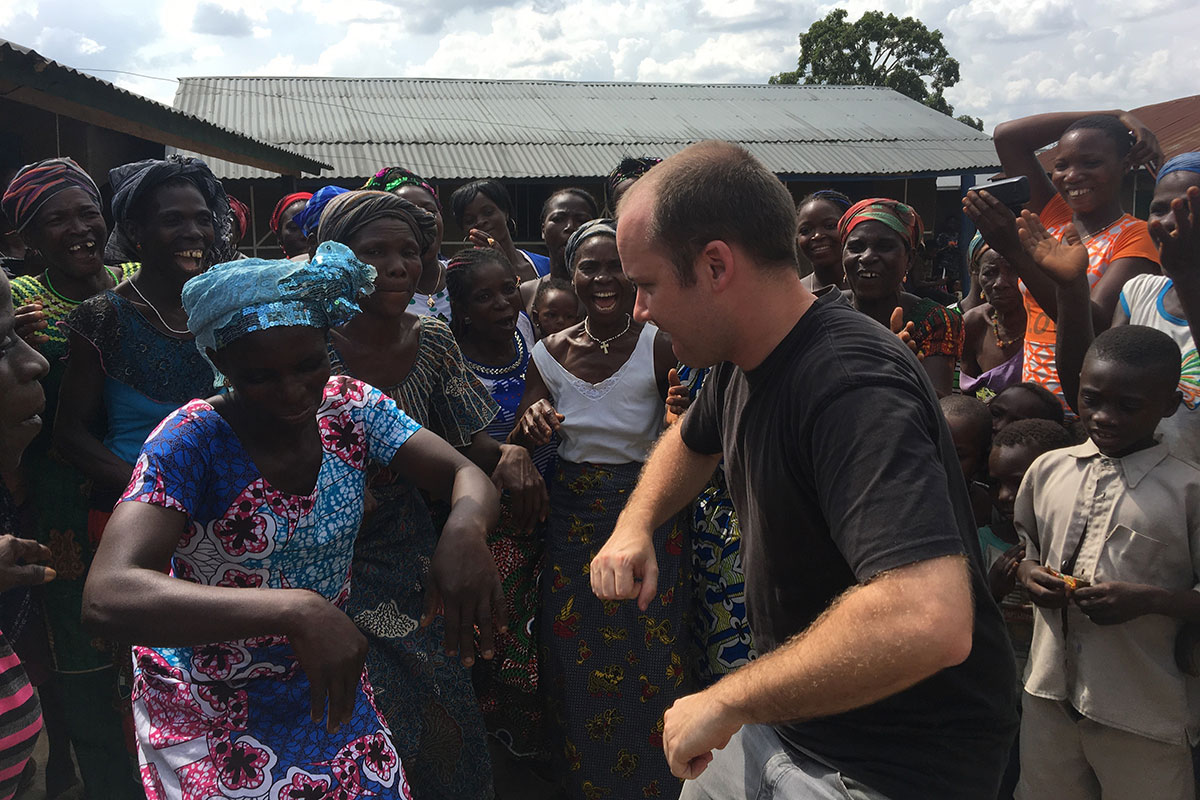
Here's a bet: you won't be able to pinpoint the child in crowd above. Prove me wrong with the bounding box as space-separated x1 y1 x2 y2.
989 381 1065 435
986 420 1075 667
941 394 993 527
1014 325 1200 800
530 276 582 337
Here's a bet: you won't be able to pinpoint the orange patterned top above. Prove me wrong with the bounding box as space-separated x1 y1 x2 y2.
1020 194 1159 410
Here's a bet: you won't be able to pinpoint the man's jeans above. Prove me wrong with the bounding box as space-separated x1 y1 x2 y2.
679 723 890 800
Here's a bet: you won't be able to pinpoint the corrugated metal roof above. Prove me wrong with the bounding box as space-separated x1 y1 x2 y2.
0 40 329 176
172 77 997 180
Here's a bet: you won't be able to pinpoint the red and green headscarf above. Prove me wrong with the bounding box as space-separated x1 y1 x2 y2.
838 198 924 250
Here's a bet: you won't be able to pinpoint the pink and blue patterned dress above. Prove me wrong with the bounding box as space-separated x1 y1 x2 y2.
120 376 420 800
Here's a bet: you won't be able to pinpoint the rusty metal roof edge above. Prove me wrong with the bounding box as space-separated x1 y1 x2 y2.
0 40 330 175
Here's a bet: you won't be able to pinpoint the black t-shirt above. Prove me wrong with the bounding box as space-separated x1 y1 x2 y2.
680 291 1018 800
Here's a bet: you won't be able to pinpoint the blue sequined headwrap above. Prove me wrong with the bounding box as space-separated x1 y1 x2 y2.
182 241 376 380
1158 152 1200 182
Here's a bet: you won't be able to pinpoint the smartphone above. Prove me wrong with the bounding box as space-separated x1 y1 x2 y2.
977 176 1030 211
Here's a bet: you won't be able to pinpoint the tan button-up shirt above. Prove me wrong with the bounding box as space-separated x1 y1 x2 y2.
1015 439 1200 745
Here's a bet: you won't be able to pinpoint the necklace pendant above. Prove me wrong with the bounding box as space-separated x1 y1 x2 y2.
600 342 610 354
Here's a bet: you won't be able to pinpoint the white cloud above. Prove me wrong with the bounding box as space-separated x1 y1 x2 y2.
4 0 1198 135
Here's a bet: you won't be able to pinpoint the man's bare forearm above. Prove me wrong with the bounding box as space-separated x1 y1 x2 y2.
705 554 975 726
618 422 720 533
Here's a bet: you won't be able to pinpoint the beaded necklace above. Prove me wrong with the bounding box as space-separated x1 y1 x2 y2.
989 310 1021 348
466 329 527 377
43 265 119 305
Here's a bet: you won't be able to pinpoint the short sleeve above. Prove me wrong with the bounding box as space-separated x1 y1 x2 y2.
808 383 967 580
909 301 964 359
347 379 422 467
424 321 498 447
1110 219 1160 265
1039 193 1072 229
119 404 211 517
679 363 726 456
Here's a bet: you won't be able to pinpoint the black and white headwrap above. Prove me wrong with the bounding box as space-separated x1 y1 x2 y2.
564 218 617 275
104 155 234 265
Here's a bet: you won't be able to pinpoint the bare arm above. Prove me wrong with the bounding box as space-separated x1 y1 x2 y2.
994 110 1122 215
53 331 134 493
83 501 320 645
507 357 561 449
921 354 953 398
663 554 975 778
84 499 376 732
590 422 722 609
387 427 503 666
651 329 676 400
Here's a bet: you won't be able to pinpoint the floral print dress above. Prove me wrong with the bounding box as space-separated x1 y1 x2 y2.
121 376 419 800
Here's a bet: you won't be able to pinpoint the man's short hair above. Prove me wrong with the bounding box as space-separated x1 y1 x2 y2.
636 141 799 286
1088 324 1182 390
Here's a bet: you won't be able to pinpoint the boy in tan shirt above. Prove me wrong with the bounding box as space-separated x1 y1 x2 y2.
1014 324 1200 800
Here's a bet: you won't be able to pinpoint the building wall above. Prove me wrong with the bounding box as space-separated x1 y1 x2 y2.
0 97 162 194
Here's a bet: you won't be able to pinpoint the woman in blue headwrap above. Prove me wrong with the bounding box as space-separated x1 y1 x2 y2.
959 231 1026 400
292 186 351 261
82 244 502 800
1033 152 1200 462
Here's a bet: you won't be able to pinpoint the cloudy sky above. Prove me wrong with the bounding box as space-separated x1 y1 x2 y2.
2 0 1198 134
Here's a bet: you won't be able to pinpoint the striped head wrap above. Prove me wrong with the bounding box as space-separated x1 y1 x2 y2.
968 231 990 267
1 158 101 233
838 198 924 250
362 167 440 210
183 241 375 380
564 218 617 275
1158 152 1200 181
269 191 313 234
317 190 436 253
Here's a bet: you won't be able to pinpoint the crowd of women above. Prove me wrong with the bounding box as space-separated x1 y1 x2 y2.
0 101 1196 800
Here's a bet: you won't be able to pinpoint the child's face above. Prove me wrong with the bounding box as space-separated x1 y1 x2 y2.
535 289 583 336
947 415 987 480
1078 355 1180 457
988 443 1042 520
989 387 1048 435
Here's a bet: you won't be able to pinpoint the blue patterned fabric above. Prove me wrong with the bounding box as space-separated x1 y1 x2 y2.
675 365 757 685
120 376 420 800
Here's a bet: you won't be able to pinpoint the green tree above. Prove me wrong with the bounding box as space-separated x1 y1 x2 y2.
770 9 981 130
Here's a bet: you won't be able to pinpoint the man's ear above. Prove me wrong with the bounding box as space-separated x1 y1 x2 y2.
697 240 735 292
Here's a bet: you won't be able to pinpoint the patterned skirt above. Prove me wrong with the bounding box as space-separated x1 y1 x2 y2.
347 485 493 800
473 499 545 759
689 470 757 686
132 648 409 800
540 460 691 800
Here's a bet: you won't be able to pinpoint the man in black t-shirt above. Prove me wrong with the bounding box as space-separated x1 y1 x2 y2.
590 141 1018 800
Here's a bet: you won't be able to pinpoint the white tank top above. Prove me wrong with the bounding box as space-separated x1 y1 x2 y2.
531 323 663 464
1119 273 1200 464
